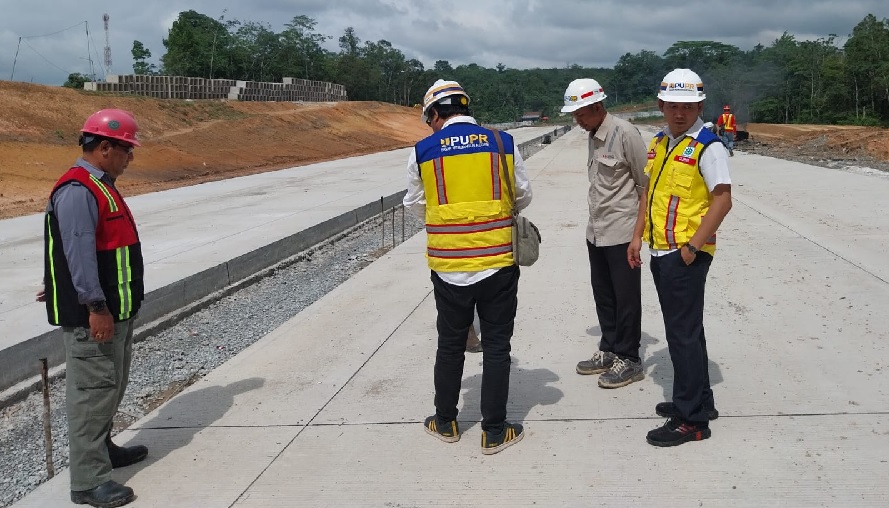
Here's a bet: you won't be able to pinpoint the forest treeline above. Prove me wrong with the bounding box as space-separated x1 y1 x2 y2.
66 11 889 126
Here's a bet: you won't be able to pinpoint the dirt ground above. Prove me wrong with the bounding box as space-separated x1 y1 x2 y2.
1 81 888 219
0 81 428 219
742 123 889 172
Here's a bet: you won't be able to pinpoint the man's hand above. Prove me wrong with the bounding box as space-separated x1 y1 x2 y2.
89 310 114 342
35 290 46 302
680 245 697 266
627 238 644 268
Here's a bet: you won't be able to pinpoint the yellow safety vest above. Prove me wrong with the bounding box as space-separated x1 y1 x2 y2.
643 132 717 255
418 125 516 271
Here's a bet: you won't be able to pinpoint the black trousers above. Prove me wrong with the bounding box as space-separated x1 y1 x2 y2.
650 250 714 425
587 241 642 362
431 265 519 433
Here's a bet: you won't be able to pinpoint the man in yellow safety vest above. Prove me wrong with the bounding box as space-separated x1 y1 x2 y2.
404 79 531 455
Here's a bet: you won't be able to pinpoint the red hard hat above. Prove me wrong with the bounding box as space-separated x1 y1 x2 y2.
723 105 731 111
81 109 141 147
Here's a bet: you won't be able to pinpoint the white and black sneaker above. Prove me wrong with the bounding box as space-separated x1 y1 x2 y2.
598 357 644 388
576 350 616 375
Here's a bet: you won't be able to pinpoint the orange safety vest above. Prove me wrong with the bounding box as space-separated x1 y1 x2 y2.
719 113 736 132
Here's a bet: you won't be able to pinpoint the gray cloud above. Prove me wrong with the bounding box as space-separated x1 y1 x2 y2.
0 0 885 85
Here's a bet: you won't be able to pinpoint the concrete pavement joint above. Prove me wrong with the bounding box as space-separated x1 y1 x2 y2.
227 289 434 508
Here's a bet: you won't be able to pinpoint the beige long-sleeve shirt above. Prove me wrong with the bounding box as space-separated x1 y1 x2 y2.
585 113 649 246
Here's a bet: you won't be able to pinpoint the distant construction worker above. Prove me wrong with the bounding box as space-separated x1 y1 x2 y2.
38 109 147 507
716 104 737 156
628 69 732 447
404 79 531 455
561 78 648 388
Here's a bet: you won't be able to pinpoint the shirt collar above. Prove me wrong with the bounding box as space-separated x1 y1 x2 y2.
75 157 110 182
591 112 615 142
442 115 478 128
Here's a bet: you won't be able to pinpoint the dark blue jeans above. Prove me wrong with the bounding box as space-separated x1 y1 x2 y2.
650 250 715 425
431 265 519 433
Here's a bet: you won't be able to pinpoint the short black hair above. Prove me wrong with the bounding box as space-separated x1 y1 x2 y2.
430 102 471 121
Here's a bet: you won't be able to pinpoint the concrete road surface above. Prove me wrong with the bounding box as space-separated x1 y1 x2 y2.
13 127 889 507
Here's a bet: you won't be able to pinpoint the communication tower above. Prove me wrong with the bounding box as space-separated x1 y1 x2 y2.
103 13 112 74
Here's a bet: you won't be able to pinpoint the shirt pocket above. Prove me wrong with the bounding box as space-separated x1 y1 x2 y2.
592 152 621 182
672 170 695 199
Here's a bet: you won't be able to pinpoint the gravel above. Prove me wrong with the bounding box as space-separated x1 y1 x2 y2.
0 138 558 507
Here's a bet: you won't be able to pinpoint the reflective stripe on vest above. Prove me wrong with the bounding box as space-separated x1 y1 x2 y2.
45 214 60 324
89 174 119 212
426 217 513 234
427 243 512 258
115 246 133 320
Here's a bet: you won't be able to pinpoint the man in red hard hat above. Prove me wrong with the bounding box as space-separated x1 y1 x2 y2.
38 109 146 507
716 104 736 156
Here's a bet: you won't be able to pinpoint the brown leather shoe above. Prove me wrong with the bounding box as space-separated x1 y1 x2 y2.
107 437 148 468
71 480 135 507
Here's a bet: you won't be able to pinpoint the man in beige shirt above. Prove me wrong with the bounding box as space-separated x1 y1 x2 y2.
561 78 649 388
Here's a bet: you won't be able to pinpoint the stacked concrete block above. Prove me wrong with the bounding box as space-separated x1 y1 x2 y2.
84 75 347 102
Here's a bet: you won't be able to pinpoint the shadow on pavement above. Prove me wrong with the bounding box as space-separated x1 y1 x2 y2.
112 377 265 485
457 357 563 433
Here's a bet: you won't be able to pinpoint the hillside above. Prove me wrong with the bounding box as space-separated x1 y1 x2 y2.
0 81 428 219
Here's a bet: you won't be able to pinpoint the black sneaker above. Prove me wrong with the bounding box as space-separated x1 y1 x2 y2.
646 418 711 447
655 402 719 421
424 415 460 443
481 422 524 455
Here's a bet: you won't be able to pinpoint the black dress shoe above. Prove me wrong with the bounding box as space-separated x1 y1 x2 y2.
107 438 148 468
71 480 135 507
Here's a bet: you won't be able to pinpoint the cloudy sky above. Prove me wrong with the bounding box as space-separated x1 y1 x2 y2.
1 0 886 86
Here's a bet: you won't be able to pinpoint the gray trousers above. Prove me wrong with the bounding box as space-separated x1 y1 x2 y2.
63 319 134 491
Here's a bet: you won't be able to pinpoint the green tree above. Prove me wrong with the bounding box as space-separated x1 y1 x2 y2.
434 60 454 75
62 73 89 89
612 50 665 104
663 41 743 70
161 10 230 77
845 14 889 120
280 15 330 79
131 40 157 75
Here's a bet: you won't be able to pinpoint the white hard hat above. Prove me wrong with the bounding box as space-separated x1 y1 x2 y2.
561 78 607 113
658 68 706 103
422 79 470 122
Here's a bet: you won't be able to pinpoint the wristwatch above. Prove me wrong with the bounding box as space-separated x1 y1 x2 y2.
684 243 699 256
86 300 106 313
